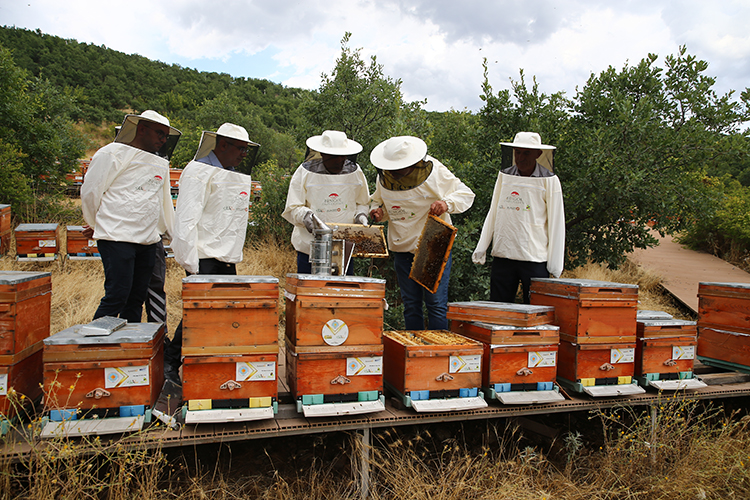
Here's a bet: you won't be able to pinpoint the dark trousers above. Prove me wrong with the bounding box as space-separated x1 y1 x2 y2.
164 258 236 371
393 251 452 330
490 257 548 304
94 240 156 323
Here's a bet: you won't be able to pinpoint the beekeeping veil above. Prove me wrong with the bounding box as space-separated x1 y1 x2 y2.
500 132 556 173
195 123 260 174
114 110 181 159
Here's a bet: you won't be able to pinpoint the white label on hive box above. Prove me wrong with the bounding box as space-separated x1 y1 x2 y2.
236 361 276 381
88 239 97 247
322 319 349 346
672 345 695 360
104 365 149 388
449 355 481 373
528 351 557 368
38 239 57 248
347 356 382 376
610 348 635 364
0 373 6 396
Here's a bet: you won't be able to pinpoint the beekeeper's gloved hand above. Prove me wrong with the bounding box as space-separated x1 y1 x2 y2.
303 211 315 233
471 249 486 265
354 213 369 227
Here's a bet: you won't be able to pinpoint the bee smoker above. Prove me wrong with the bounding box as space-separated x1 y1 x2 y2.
309 214 333 275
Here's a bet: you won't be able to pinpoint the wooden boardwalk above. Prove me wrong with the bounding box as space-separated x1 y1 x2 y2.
629 233 750 314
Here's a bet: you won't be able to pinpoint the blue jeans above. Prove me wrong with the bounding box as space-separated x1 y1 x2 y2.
393 251 452 330
94 240 156 323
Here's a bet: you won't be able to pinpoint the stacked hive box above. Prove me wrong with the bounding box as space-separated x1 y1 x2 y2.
530 278 645 396
15 223 60 262
42 322 164 437
697 282 750 373
383 330 487 411
66 225 100 260
180 275 280 423
285 274 386 416
448 301 563 404
0 205 10 255
635 318 706 390
0 272 51 427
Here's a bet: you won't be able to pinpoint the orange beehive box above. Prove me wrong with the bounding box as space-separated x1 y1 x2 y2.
66 225 99 258
285 343 383 400
557 338 636 386
169 168 182 190
634 320 697 378
43 323 165 413
0 205 10 254
450 321 559 390
182 275 279 356
698 282 750 335
697 324 750 369
530 278 638 342
0 271 52 356
383 330 483 397
0 344 44 416
450 319 559 346
14 223 60 258
285 274 385 348
182 353 278 404
447 301 555 327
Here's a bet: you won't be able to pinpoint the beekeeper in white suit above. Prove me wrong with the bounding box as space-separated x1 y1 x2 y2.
165 122 259 383
282 130 370 274
82 110 180 323
369 136 475 330
472 132 565 304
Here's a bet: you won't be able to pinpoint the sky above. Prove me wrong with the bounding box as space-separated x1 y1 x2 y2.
2 0 750 112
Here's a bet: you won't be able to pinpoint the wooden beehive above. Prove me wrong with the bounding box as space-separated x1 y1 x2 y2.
15 223 60 258
43 323 165 413
169 168 182 190
409 215 456 293
447 301 555 327
0 271 52 356
182 353 277 405
634 319 698 378
0 204 10 255
66 225 99 258
450 320 559 389
383 330 483 397
557 339 637 385
530 278 638 342
285 274 385 347
0 344 44 416
285 343 383 400
182 275 279 356
698 282 750 334
697 325 750 369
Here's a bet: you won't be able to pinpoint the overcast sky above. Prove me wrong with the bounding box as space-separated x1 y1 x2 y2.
3 0 749 112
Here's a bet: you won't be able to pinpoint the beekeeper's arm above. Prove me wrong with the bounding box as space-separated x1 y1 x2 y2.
172 166 210 274
368 178 389 223
157 164 175 240
472 170 503 265
80 150 122 230
353 167 371 225
281 167 314 230
545 176 566 278
434 162 475 215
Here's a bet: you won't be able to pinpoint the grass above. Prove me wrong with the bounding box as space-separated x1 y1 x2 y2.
0 235 746 498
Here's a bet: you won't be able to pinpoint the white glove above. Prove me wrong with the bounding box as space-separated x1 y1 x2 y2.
303 211 314 233
354 213 369 226
472 249 486 265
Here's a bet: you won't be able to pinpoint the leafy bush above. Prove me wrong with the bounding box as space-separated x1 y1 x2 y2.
246 160 293 245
